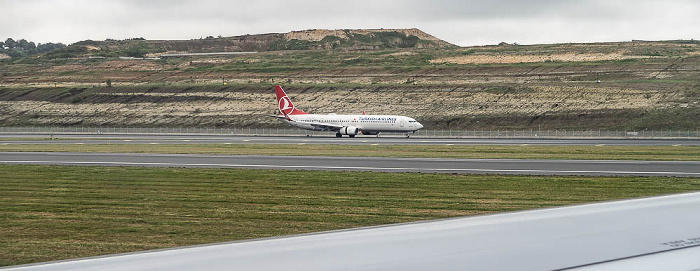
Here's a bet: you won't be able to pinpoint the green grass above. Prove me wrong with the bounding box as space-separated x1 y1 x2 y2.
1 164 699 266
0 137 75 141
0 144 698 161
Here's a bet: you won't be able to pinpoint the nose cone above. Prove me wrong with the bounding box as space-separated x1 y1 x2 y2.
416 122 424 130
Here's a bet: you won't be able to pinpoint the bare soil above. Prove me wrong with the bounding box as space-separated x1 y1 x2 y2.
1 41 698 130
431 52 651 64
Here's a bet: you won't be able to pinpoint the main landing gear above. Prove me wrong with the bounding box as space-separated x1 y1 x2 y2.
336 132 356 138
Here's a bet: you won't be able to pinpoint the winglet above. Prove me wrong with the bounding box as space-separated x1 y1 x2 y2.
275 85 307 115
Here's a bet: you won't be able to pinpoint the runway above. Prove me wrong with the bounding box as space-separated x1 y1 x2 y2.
1 134 699 146
1 152 698 177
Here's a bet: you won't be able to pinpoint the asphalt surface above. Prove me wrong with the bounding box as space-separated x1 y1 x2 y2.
1 152 698 177
1 134 699 146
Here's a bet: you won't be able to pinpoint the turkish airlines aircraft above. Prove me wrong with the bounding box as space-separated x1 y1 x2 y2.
271 85 423 137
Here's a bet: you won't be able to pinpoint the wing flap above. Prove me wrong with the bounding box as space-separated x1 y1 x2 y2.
308 122 343 131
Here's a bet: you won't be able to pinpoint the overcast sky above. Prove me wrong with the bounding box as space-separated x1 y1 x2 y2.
2 0 699 46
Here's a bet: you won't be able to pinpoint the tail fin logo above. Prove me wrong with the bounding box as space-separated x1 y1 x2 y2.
275 85 306 115
279 96 294 115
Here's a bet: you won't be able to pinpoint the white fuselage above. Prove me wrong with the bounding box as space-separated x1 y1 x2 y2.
283 114 423 133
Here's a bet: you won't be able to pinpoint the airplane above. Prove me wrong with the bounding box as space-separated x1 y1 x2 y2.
271 85 423 137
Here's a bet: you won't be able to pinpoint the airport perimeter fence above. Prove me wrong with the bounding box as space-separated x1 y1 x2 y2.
1 126 699 139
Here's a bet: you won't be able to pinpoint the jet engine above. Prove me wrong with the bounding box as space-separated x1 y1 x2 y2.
340 126 359 135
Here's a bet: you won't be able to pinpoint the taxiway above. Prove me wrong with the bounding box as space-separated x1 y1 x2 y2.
1 152 698 177
1 134 698 146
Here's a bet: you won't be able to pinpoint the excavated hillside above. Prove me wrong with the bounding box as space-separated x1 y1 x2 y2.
0 35 698 130
36 28 454 59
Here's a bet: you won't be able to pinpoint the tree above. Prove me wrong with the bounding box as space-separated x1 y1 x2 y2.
1 38 65 58
18 39 29 49
4 38 16 49
37 42 66 53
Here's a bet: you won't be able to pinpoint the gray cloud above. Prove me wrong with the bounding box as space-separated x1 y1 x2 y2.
1 0 698 46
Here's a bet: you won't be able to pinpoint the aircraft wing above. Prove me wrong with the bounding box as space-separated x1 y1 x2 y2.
5 192 700 271
268 114 343 131
307 122 343 131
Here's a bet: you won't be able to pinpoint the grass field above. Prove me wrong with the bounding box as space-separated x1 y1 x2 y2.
0 143 698 161
2 164 700 266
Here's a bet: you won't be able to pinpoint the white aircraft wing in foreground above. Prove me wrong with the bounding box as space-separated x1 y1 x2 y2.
5 192 700 271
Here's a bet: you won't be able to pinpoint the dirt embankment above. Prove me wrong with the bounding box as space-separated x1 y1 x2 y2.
431 52 652 64
0 83 696 130
1 40 698 129
284 28 448 43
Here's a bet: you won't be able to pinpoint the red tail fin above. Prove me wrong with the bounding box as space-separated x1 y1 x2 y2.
275 85 307 115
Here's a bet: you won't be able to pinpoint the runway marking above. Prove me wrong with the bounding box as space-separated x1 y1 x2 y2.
242 140 250 142
149 143 159 145
223 143 233 145
183 140 191 142
596 144 605 146
123 140 131 142
445 144 455 146
1 160 699 176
